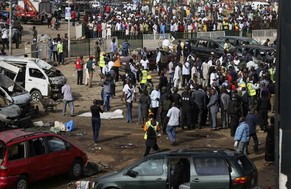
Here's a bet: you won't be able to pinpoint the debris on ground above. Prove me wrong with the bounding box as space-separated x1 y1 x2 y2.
115 143 139 149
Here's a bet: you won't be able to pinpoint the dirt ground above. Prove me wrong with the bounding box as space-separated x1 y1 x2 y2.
12 23 275 189
27 66 275 189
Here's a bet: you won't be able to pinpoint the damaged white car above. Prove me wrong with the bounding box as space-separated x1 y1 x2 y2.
0 56 67 102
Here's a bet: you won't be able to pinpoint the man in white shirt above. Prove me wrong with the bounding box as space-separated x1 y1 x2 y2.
156 48 162 73
173 63 182 89
140 56 149 70
201 60 210 88
168 61 174 87
162 37 170 51
121 80 135 123
166 103 180 145
210 68 219 87
182 61 190 87
150 85 160 119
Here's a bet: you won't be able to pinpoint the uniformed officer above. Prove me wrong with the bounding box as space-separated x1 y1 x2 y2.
228 90 241 137
181 87 193 130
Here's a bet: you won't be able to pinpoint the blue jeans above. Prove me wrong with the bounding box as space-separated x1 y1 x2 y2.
166 125 177 143
62 100 74 116
126 102 133 123
237 141 248 155
103 93 111 111
210 111 218 129
92 118 101 142
169 72 174 87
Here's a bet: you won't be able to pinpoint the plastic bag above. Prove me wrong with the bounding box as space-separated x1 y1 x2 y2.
64 120 74 132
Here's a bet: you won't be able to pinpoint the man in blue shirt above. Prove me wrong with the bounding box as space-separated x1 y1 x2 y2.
234 120 250 155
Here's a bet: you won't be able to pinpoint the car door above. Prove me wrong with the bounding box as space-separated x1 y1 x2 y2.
124 156 167 189
46 135 72 175
191 157 230 189
27 137 53 182
26 67 48 96
5 142 28 179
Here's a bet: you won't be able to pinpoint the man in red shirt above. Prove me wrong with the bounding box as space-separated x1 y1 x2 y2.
71 10 76 26
75 55 84 85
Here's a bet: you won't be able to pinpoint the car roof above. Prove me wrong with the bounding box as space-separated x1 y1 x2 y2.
218 36 254 41
0 129 49 144
236 44 275 50
148 148 240 157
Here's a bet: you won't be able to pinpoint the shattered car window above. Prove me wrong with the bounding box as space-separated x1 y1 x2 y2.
47 136 66 152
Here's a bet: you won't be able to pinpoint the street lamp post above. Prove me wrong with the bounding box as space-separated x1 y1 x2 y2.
68 0 71 63
9 0 12 55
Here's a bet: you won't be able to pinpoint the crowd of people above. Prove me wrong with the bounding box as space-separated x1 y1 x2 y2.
75 0 278 39
71 32 276 164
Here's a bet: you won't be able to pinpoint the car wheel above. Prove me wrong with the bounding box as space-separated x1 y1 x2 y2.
69 159 83 179
15 175 28 189
31 90 42 102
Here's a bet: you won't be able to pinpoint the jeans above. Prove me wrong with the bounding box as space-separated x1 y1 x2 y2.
237 141 248 155
209 110 218 129
103 93 111 111
126 102 133 123
62 100 74 116
221 109 229 128
92 118 101 142
166 125 177 143
169 72 174 87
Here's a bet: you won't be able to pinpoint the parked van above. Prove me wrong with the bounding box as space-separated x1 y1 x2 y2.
0 57 66 102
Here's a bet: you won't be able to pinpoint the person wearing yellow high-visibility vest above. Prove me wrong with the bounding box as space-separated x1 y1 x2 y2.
140 67 148 90
247 78 260 109
143 112 160 156
99 52 106 73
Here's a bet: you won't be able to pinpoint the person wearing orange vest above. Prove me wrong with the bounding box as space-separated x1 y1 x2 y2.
113 53 120 82
75 55 84 85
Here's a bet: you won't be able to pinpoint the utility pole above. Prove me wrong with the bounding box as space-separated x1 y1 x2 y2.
68 0 71 63
9 0 12 55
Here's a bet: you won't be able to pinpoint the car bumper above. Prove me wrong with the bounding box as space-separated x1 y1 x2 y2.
0 175 19 189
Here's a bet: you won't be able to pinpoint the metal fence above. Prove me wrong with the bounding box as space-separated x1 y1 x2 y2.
35 29 277 62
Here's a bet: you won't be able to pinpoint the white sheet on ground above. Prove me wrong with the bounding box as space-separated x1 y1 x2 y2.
78 109 124 119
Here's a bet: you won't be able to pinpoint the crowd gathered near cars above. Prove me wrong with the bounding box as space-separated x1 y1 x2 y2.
0 0 279 188
51 0 278 163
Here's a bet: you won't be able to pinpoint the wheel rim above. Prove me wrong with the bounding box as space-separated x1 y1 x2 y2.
17 179 27 189
73 163 81 177
31 93 40 102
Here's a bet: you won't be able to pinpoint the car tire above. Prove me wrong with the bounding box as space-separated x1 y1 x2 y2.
69 159 83 179
31 90 42 102
15 175 28 189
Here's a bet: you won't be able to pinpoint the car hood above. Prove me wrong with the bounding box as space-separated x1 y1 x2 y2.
0 104 21 121
11 92 31 105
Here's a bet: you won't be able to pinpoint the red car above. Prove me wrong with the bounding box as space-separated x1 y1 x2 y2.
0 129 88 189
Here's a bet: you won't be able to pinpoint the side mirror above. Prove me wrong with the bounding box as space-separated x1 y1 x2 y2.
126 169 138 178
